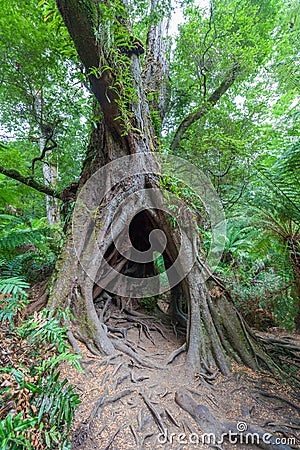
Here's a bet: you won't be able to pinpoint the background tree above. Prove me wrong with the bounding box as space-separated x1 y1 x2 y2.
0 0 90 221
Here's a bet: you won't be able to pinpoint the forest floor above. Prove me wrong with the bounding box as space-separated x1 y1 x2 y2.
60 306 300 450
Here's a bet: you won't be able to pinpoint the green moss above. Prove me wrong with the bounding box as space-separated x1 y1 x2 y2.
78 0 98 29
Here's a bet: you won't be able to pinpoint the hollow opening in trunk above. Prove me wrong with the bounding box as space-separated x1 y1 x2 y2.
91 208 189 325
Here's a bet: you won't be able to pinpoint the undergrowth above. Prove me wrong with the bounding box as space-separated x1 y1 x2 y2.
0 279 82 449
0 214 61 283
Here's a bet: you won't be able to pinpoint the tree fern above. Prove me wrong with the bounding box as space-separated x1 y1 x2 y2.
254 142 300 225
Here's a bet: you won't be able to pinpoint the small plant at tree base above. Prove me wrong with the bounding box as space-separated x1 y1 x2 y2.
140 295 158 312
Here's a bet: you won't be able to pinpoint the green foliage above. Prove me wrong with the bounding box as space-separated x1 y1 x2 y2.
18 309 69 354
33 369 80 431
0 277 30 297
214 215 298 331
0 0 299 338
0 413 38 450
0 278 29 325
38 0 77 59
0 298 82 449
160 174 206 216
0 214 61 282
230 267 296 331
0 0 91 219
140 295 158 312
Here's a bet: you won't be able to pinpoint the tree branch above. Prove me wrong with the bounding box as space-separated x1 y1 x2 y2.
55 0 129 138
170 63 240 153
31 139 57 175
0 166 62 199
56 0 100 70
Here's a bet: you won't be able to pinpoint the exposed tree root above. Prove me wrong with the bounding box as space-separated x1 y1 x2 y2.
166 342 186 364
65 329 82 356
139 392 166 434
66 309 300 450
251 390 300 413
90 388 108 420
112 339 165 370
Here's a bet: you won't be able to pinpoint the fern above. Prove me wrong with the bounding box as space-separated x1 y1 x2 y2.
255 140 300 226
0 214 60 282
0 228 50 252
35 371 80 431
18 309 69 353
0 300 82 448
0 413 37 450
0 277 29 325
0 277 30 296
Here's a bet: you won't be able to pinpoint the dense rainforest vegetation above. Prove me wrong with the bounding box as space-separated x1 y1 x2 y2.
0 0 299 448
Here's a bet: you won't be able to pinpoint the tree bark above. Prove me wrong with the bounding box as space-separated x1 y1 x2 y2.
143 0 170 123
43 162 60 225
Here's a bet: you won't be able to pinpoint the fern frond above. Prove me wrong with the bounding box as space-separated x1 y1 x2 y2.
0 228 50 251
0 277 30 296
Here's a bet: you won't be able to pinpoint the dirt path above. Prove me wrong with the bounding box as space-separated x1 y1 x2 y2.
60 311 300 450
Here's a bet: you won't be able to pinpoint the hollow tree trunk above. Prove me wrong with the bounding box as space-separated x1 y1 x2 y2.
48 0 281 376
48 116 276 374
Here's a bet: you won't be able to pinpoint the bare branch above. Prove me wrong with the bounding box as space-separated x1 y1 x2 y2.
0 166 62 199
31 139 57 175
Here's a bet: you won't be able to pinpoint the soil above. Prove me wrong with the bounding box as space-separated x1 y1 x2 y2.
59 308 300 450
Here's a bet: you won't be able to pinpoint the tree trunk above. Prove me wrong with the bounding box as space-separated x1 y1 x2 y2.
48 117 277 375
48 0 286 377
42 160 60 225
289 235 300 332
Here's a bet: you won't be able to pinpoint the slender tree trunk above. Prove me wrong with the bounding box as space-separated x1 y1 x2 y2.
289 236 300 331
42 158 60 225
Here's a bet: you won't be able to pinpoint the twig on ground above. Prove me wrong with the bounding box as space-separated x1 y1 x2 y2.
130 424 140 446
103 427 121 450
165 408 180 427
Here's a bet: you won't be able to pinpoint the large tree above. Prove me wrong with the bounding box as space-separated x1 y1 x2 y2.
42 0 298 378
